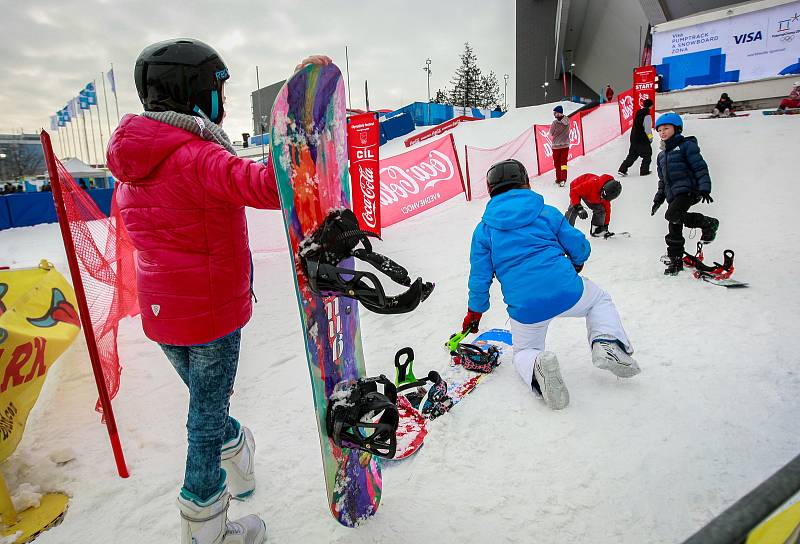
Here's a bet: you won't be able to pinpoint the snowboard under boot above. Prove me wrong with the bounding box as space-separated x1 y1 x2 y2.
178 474 266 544
533 352 569 410
221 420 256 500
591 340 640 378
700 217 719 244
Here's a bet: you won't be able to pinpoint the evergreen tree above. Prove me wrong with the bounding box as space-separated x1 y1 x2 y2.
478 71 500 109
432 89 448 104
448 43 483 108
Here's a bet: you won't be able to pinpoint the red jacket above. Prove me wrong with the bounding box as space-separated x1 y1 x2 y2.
605 87 614 102
107 114 280 346
569 173 614 225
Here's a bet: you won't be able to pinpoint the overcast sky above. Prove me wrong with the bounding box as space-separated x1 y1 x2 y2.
1 0 516 149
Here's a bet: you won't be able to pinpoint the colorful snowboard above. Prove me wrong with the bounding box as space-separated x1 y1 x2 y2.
391 328 512 460
762 108 800 115
270 63 381 527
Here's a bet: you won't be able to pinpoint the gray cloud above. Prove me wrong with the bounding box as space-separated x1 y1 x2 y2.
1 0 515 152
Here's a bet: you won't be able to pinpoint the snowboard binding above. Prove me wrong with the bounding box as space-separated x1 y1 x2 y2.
299 209 435 314
397 370 454 420
683 242 735 280
327 375 399 459
451 343 501 373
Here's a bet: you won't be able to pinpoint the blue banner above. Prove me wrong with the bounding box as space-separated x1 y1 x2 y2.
79 92 90 110
84 82 97 106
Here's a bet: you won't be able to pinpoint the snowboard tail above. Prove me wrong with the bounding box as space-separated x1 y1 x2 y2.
271 63 381 527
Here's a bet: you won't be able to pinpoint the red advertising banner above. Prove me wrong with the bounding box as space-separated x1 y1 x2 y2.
633 66 657 123
404 115 478 148
534 113 585 175
617 88 635 133
379 134 465 228
347 112 381 237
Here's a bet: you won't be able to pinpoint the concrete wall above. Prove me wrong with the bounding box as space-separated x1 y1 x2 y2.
568 0 651 94
656 75 797 112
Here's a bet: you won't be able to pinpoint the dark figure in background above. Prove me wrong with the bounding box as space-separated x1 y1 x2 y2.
711 93 734 117
618 98 653 177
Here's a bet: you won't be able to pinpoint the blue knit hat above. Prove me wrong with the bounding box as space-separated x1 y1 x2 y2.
553 105 564 114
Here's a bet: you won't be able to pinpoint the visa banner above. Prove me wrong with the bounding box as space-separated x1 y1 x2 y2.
0 261 80 462
652 1 800 90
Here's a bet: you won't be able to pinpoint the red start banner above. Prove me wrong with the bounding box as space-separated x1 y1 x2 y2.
534 113 585 174
617 88 635 133
379 134 465 228
347 112 381 237
404 115 478 148
633 66 657 123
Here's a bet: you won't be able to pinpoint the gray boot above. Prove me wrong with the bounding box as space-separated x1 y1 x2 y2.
177 473 266 544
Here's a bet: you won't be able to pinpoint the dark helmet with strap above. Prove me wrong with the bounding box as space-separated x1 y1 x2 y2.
134 38 230 124
486 159 530 197
600 178 622 201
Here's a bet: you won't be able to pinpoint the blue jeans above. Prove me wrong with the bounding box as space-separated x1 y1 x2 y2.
160 329 241 500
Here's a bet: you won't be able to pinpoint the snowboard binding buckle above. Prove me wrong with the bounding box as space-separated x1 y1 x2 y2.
300 209 435 314
397 370 453 420
327 375 399 459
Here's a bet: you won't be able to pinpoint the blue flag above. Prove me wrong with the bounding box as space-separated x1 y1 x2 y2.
84 82 97 106
79 91 90 110
106 68 116 95
62 105 71 122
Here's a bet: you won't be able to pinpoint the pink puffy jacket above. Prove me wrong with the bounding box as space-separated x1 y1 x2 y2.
107 114 280 346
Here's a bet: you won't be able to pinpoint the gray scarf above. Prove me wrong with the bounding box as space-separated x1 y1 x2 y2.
141 110 237 155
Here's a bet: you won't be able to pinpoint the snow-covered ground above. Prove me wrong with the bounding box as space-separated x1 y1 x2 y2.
1 110 799 543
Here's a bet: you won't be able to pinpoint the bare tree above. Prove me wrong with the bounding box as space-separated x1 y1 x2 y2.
0 135 46 182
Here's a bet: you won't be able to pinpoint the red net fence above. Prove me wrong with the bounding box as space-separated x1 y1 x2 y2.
52 155 139 411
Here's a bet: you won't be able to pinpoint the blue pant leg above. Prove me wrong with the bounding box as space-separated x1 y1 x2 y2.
183 329 242 499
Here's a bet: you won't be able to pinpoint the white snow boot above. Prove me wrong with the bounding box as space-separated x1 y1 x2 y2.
178 476 266 544
221 421 256 500
532 351 570 410
591 340 641 378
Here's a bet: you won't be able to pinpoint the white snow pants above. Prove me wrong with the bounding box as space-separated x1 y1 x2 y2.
511 278 633 387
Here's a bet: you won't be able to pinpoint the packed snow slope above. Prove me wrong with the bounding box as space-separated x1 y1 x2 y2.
1 110 799 543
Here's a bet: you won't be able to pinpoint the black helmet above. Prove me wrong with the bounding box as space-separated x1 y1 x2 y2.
134 38 230 124
486 159 530 197
600 178 622 201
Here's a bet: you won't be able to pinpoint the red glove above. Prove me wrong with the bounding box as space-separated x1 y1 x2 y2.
462 309 482 333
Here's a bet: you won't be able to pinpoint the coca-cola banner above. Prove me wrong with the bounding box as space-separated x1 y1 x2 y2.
617 88 635 133
347 112 381 236
404 115 478 148
380 134 466 228
534 113 584 175
633 66 657 123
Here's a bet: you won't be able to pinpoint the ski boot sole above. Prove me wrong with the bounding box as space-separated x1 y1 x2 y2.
533 352 569 410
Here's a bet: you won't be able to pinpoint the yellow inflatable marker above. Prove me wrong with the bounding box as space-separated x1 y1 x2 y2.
0 261 80 543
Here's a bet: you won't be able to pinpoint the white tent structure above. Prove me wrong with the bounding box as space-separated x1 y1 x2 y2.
59 157 111 188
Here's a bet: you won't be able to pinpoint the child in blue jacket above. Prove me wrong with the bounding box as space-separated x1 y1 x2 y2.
651 113 719 275
461 159 640 410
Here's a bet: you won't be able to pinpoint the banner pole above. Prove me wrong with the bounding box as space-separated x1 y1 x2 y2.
39 130 129 478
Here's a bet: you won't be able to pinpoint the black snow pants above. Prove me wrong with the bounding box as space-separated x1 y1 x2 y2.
664 193 710 259
566 201 606 227
619 142 652 175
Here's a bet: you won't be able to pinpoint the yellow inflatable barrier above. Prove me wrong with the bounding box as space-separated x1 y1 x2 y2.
747 501 800 544
0 261 80 542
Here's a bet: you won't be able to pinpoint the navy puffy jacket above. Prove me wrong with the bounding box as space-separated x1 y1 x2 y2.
468 189 590 324
655 134 711 204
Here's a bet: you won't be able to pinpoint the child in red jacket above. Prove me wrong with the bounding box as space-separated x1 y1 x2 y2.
565 173 622 238
107 38 329 544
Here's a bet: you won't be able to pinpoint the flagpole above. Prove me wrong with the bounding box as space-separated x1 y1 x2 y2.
81 111 91 163
69 119 77 158
88 107 98 166
57 130 64 159
101 72 112 135
94 81 105 166
110 63 120 122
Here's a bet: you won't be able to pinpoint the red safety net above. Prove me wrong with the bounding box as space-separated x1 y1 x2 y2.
53 159 139 412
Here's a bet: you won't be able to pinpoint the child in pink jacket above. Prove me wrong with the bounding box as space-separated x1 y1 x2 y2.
107 38 328 544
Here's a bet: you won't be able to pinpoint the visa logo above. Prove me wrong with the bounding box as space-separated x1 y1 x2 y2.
734 31 763 44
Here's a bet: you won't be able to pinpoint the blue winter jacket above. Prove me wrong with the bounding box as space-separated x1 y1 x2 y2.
655 134 711 204
468 189 590 324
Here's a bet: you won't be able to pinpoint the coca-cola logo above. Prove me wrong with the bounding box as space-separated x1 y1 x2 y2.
358 165 377 228
379 150 455 205
621 95 635 120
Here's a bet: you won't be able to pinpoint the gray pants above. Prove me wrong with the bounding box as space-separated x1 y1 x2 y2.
566 201 606 227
